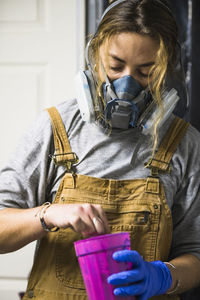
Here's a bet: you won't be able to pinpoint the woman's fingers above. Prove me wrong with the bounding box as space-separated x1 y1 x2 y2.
91 216 105 234
44 203 110 237
66 203 109 236
89 204 110 235
113 250 143 267
94 204 110 234
69 213 96 237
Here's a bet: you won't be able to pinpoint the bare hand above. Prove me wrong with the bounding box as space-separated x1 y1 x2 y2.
44 203 110 237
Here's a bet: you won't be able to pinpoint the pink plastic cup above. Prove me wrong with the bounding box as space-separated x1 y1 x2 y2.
74 232 136 300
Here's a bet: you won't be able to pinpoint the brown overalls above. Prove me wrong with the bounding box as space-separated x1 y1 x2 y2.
23 107 189 300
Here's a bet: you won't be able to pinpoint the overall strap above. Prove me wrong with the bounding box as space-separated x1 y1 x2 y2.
46 107 79 170
145 117 189 176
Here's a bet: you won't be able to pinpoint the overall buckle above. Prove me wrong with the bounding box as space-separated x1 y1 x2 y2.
49 152 79 171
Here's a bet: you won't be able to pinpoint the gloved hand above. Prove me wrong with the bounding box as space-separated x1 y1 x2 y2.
107 250 172 300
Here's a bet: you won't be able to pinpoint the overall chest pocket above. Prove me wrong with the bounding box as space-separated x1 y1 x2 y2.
55 192 160 289
105 203 160 261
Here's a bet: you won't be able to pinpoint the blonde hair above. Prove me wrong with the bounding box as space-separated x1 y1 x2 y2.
89 0 178 151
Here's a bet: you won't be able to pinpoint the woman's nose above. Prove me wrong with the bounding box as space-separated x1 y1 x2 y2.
121 67 147 88
122 67 136 78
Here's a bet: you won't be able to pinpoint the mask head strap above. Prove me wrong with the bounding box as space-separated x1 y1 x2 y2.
99 0 127 25
85 0 126 70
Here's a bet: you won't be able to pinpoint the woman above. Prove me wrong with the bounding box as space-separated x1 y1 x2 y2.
0 0 200 299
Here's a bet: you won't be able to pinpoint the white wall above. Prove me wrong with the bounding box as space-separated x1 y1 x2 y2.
0 1 85 299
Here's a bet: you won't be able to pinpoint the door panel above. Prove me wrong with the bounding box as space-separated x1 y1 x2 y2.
0 1 85 299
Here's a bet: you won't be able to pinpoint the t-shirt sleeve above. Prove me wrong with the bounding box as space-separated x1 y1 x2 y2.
0 99 80 210
0 109 55 209
169 125 200 260
170 172 200 260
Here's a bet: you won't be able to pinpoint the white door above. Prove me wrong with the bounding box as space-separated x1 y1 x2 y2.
0 1 85 299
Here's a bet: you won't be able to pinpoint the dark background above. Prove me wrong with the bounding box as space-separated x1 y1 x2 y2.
86 1 200 299
86 0 200 132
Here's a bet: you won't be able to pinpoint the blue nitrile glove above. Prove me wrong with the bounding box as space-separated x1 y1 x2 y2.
107 250 172 300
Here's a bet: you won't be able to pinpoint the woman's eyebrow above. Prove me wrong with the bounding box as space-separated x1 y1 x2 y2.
108 53 155 67
108 54 125 63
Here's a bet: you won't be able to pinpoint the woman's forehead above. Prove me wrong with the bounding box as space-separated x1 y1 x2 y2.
100 32 159 63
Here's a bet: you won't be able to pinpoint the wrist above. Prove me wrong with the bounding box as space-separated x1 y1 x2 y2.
164 262 180 295
38 202 59 232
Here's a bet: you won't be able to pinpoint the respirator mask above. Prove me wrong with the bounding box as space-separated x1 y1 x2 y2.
76 59 180 134
75 0 188 134
102 75 151 129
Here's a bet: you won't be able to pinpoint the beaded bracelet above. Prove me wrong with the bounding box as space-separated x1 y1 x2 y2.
39 202 59 232
164 262 180 295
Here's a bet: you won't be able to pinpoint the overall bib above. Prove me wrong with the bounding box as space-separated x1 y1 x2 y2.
23 107 189 300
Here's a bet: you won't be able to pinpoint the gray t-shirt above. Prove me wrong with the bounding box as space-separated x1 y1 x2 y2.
0 98 200 260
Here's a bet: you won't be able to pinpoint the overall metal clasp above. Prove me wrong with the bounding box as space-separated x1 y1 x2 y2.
49 152 79 172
